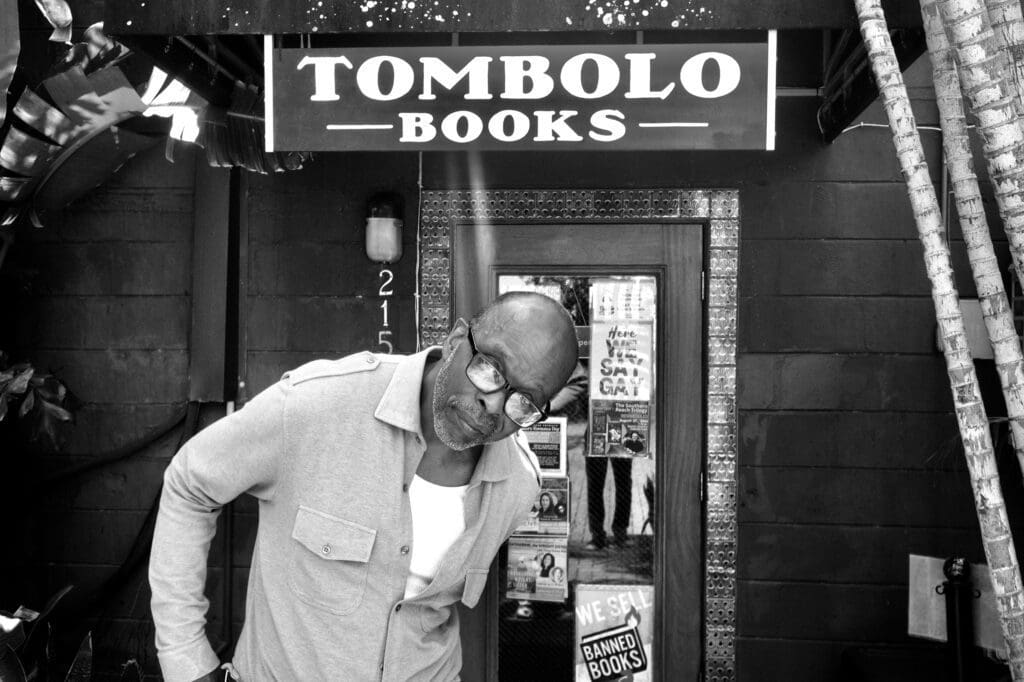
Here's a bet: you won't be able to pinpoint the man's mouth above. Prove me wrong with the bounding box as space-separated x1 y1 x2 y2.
454 407 489 438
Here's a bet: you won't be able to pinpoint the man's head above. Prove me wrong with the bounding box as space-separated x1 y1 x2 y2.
431 291 579 451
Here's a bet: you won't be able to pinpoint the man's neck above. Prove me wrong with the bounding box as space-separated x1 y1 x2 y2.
417 442 481 486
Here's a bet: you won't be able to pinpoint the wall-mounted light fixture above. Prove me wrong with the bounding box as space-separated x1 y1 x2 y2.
365 192 404 263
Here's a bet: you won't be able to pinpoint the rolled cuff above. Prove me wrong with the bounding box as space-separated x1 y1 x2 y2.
156 637 221 682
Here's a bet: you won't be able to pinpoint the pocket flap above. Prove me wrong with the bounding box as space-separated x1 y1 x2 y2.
291 505 376 563
461 568 490 607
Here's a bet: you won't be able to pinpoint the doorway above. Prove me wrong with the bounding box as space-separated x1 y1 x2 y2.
417 189 740 682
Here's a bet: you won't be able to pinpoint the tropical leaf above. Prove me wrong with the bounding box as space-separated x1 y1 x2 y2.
18 390 35 417
39 399 72 422
32 375 66 402
64 631 92 681
0 352 75 445
7 367 34 395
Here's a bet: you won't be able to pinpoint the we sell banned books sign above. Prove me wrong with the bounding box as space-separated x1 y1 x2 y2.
265 38 776 151
575 585 654 682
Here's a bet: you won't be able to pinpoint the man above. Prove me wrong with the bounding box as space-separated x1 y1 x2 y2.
149 292 578 681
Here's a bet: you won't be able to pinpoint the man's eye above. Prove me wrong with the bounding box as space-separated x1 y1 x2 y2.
483 361 505 384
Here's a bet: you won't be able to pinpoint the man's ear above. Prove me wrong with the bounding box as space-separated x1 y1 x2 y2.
442 318 469 356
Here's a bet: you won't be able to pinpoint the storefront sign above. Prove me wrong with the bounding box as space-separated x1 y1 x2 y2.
265 36 776 151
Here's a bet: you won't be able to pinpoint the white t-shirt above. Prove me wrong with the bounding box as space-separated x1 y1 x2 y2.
403 474 469 599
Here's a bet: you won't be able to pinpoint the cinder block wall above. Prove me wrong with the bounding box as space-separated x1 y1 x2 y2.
2 145 197 674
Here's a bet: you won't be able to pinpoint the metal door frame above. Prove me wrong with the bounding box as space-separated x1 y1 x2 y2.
417 188 739 682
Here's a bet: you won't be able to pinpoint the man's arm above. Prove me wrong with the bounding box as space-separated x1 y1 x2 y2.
149 380 290 682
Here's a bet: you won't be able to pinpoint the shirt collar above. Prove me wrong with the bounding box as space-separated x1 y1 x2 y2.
373 346 516 483
373 346 438 435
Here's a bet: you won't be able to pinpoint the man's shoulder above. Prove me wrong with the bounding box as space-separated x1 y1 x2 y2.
281 351 402 388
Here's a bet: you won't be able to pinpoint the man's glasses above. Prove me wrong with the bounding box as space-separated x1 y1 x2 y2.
465 326 550 428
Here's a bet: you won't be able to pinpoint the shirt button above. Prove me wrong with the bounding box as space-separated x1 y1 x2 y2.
400 545 410 555
395 604 402 612
402 483 409 492
321 544 331 555
366 356 375 364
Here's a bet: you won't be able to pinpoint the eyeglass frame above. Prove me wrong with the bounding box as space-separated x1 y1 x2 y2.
464 325 551 428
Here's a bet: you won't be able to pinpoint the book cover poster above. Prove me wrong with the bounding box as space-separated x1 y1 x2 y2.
505 536 569 603
515 477 570 535
575 584 655 682
588 320 653 457
591 278 656 322
523 416 568 477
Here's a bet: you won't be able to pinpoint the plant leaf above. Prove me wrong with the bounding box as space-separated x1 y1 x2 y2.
19 390 35 417
33 375 66 402
39 399 73 422
8 367 34 395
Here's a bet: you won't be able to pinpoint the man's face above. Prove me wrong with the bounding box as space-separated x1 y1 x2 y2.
432 313 572 451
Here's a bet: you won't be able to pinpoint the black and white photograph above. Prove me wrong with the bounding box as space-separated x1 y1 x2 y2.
5 1 1024 681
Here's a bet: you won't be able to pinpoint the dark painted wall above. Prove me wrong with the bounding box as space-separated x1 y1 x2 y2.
1 145 197 675
4 54 1020 682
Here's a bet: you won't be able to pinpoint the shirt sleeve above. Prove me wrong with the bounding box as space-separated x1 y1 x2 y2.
149 379 290 682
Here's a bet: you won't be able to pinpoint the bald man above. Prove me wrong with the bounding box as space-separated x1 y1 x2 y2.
149 292 579 682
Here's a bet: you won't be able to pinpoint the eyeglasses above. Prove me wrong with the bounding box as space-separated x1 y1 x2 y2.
465 326 550 428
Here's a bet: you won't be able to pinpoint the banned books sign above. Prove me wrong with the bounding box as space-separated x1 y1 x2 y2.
265 38 776 151
575 584 654 682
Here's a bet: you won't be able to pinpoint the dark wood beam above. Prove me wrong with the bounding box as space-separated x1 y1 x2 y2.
104 0 925 35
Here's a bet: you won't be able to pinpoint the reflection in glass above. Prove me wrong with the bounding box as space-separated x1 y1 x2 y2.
496 275 657 682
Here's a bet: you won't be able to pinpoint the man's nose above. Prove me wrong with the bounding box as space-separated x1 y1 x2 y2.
477 388 506 416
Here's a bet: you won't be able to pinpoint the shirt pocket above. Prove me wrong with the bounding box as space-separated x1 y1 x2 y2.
460 568 490 608
287 505 377 615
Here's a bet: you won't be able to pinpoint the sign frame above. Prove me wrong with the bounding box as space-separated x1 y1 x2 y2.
263 35 777 152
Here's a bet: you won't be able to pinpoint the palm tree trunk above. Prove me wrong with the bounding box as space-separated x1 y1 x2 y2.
856 1 1024 676
922 0 1024 491
985 0 1024 111
938 0 1024 292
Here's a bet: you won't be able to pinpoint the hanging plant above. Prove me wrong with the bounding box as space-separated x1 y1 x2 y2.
0 350 75 449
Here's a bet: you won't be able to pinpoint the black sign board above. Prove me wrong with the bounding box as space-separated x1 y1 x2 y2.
265 37 776 151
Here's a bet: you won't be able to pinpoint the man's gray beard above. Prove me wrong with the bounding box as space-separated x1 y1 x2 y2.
432 348 488 451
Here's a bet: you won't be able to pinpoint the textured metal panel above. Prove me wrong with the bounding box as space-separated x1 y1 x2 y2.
418 188 739 681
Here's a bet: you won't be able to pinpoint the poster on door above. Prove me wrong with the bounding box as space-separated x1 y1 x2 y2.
523 416 568 477
505 536 569 603
588 319 653 457
574 584 655 682
591 278 656 323
514 477 570 535
588 278 655 458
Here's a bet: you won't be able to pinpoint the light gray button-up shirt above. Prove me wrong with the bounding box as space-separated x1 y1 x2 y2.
149 348 540 682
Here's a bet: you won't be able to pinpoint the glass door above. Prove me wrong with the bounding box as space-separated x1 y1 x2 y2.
496 274 657 682
453 222 704 682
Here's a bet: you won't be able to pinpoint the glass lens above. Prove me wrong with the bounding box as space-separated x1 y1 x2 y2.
505 391 542 426
466 353 506 391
